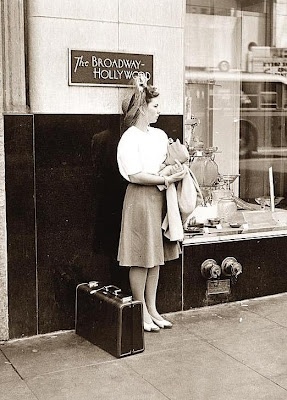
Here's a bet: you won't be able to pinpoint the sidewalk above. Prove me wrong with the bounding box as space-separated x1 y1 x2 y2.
1 293 287 400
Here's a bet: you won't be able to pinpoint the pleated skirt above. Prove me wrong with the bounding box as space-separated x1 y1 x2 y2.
117 183 181 268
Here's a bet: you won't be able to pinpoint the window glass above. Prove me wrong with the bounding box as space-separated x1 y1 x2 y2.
185 0 287 209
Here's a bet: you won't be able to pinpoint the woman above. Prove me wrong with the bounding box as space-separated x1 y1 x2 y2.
117 77 186 332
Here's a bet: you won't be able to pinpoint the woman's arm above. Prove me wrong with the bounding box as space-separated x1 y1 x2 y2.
129 172 166 186
129 165 186 187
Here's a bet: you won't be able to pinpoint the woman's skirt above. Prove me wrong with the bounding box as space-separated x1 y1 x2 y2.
117 184 181 267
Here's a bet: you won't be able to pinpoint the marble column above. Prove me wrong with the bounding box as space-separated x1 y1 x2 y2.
0 0 27 339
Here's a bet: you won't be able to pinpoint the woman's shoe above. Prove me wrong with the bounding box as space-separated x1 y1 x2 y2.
150 316 173 329
143 321 160 332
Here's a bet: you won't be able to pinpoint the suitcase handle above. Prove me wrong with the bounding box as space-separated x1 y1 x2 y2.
104 285 122 296
88 281 99 288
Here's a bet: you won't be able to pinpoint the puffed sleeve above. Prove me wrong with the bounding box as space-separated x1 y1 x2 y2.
117 130 142 181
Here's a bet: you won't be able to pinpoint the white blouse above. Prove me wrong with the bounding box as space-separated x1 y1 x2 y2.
117 126 169 181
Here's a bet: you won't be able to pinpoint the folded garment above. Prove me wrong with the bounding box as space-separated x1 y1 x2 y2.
162 165 203 242
158 138 204 241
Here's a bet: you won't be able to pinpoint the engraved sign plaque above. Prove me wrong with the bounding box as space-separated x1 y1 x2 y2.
69 50 153 87
207 279 230 295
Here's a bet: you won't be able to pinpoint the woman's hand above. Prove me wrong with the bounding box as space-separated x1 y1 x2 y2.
171 159 185 174
128 159 187 187
160 159 185 177
165 163 187 184
158 164 174 176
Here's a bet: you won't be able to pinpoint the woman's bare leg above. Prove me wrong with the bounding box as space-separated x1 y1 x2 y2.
129 266 152 323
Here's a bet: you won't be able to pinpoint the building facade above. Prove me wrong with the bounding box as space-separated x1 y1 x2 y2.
1 0 287 340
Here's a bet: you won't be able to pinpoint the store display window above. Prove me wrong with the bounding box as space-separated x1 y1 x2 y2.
184 0 287 211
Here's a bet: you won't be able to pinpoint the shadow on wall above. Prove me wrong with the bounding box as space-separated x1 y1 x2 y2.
35 114 128 333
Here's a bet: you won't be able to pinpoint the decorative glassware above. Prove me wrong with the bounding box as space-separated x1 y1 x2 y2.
190 149 219 187
219 174 240 191
217 195 237 223
212 189 232 204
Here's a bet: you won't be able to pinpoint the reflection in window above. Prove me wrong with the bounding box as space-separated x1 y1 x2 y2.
185 0 287 208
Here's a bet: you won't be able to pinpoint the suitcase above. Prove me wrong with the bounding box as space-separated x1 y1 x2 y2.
75 282 145 358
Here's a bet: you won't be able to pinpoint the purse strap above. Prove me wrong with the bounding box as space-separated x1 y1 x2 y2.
188 167 205 205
